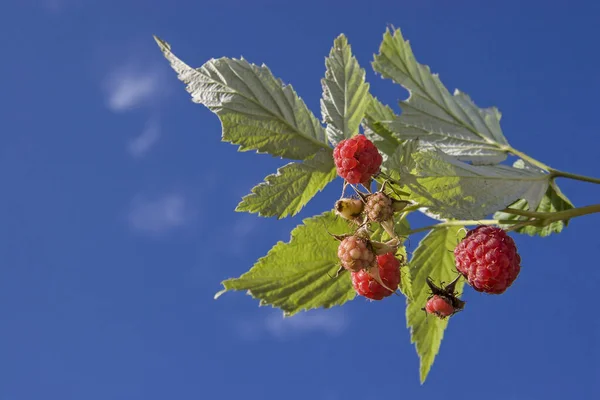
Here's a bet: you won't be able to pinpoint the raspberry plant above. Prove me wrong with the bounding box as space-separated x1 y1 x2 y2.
154 28 600 383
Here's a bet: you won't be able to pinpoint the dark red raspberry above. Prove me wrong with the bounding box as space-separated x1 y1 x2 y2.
425 295 456 319
351 252 400 300
337 235 376 272
454 226 521 294
333 135 382 184
365 192 393 222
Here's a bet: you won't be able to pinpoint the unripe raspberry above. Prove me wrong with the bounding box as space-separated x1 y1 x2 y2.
351 252 400 300
333 135 382 184
365 192 393 222
454 226 521 294
425 295 456 319
334 198 364 222
337 235 376 272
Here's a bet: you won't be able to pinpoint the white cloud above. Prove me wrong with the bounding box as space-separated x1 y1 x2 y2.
104 64 162 112
128 193 193 235
129 119 160 158
236 309 349 341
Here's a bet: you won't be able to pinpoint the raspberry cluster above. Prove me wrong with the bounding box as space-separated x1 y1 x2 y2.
333 135 382 184
351 252 401 300
454 226 521 294
329 137 526 313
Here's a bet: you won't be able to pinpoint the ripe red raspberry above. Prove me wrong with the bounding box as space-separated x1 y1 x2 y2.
365 192 393 222
425 295 456 319
337 235 376 272
454 226 521 294
333 135 382 184
351 252 400 300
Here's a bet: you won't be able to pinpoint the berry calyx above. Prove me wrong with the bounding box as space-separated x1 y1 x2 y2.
365 192 393 222
337 235 376 272
454 226 521 294
351 252 401 300
333 135 382 184
425 295 456 319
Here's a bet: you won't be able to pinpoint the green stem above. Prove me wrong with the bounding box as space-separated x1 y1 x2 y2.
505 145 600 185
548 169 600 185
405 219 502 235
409 203 600 236
503 203 600 223
498 208 540 218
503 146 552 171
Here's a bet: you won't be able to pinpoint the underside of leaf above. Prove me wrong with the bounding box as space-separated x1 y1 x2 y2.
155 36 329 160
372 28 509 165
387 143 549 220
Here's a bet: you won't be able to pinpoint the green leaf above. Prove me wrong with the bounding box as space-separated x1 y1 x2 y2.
215 211 356 315
236 149 337 218
363 96 401 157
155 36 328 160
406 226 466 383
372 29 509 165
321 34 371 146
494 181 575 236
388 144 550 220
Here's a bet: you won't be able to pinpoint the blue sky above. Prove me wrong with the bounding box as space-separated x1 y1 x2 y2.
1 0 599 399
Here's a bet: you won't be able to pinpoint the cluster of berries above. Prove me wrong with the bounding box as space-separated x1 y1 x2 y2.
332 135 405 301
331 135 523 317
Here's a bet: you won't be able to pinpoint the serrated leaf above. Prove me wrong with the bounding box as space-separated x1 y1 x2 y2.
407 226 466 383
388 144 550 220
363 96 401 157
321 34 370 146
155 36 328 160
236 149 337 218
215 211 355 315
495 182 575 237
372 29 508 165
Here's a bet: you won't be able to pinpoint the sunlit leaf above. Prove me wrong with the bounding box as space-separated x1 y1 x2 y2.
495 181 574 236
388 144 549 220
321 35 370 146
215 212 355 315
236 149 337 218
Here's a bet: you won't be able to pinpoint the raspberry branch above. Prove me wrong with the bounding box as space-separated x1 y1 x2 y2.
403 203 600 236
503 145 600 185
549 170 600 185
